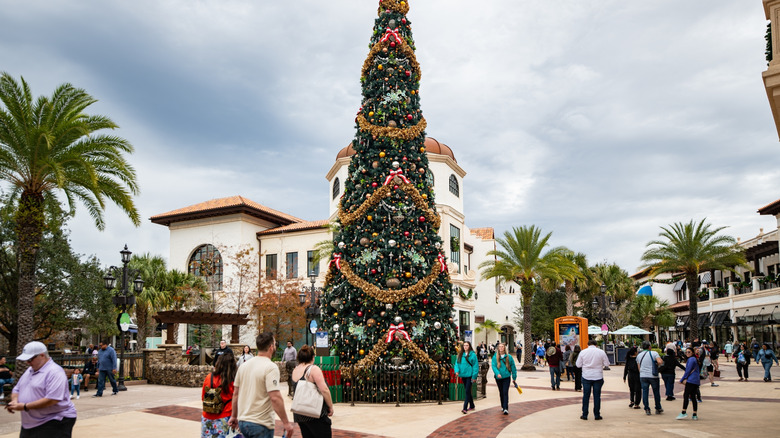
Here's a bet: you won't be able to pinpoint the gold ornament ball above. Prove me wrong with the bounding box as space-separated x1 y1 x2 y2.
359 349 365 355
404 272 412 278
372 232 378 237
421 311 426 317
367 215 373 221
418 168 425 174
369 111 374 117
334 312 338 317
419 147 425 153
422 194 427 199
379 151 386 158
388 120 397 128
378 64 384 70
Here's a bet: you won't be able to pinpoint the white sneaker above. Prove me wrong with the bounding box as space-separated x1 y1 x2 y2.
76 395 80 399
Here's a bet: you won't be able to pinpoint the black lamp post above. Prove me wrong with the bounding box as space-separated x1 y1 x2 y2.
103 244 144 392
591 284 616 329
298 275 321 347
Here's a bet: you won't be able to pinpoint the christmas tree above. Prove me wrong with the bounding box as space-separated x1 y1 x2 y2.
321 0 457 367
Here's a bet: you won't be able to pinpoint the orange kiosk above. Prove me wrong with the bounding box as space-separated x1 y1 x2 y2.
554 316 588 352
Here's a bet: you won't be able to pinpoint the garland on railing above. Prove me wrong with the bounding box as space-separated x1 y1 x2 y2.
634 275 685 287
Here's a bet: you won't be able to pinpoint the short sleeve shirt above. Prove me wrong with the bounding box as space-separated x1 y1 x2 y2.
638 350 660 378
13 359 77 428
233 356 280 429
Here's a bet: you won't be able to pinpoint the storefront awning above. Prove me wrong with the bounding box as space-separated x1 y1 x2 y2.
711 311 729 327
673 279 686 292
697 313 711 328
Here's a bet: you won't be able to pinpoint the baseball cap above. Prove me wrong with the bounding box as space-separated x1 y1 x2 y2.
17 341 47 361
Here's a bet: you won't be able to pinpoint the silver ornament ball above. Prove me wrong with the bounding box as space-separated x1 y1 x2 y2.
388 239 397 247
394 316 402 324
434 322 442 329
392 161 400 168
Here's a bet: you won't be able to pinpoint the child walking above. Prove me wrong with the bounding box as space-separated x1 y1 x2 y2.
70 368 83 399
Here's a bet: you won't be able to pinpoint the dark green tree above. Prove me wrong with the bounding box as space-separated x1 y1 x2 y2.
513 286 567 341
320 0 455 365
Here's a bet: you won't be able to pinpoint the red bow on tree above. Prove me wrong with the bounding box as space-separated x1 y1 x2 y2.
381 27 402 44
330 253 342 269
437 253 447 273
385 322 411 343
383 169 410 186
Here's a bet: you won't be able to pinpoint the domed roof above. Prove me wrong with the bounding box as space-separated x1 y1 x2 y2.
637 285 653 296
336 137 456 162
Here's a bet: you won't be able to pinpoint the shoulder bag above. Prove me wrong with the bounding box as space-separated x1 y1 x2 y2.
291 365 324 418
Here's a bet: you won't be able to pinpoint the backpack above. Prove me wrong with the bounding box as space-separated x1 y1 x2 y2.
203 374 226 414
737 352 746 365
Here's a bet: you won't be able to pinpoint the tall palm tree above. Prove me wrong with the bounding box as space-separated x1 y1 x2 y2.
560 251 592 316
475 319 501 346
591 262 634 302
629 295 675 340
0 73 139 364
641 219 747 340
479 225 569 370
129 254 171 343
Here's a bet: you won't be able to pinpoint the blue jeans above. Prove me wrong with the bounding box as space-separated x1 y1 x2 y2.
495 377 511 410
239 420 274 438
762 361 774 380
661 374 675 397
462 377 475 410
581 378 603 418
0 378 14 387
549 366 561 388
640 377 662 411
96 370 117 396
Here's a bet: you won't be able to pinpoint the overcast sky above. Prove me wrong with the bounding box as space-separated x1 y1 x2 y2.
1 0 778 274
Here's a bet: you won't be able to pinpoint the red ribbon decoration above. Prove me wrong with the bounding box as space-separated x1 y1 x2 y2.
437 253 447 273
385 322 411 343
383 169 410 186
380 27 402 44
330 253 342 270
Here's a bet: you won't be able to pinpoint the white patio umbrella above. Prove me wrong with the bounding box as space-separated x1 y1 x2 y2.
587 325 603 335
610 325 652 335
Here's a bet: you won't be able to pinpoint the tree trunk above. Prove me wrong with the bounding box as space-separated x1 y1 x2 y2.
686 274 699 341
14 192 45 379
521 280 536 371
565 280 574 316
136 303 147 346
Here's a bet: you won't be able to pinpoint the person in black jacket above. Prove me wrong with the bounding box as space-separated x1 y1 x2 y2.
623 347 641 408
660 348 686 400
733 343 752 381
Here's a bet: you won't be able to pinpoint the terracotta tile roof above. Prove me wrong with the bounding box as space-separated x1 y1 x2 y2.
758 197 780 216
257 219 330 236
470 227 494 240
150 196 302 226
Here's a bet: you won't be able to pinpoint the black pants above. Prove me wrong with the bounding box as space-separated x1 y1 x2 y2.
462 377 475 410
20 416 76 438
736 362 749 379
298 417 332 438
495 377 511 410
682 382 698 413
574 366 582 390
627 373 641 405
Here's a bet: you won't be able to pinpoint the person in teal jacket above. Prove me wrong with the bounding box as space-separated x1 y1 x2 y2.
491 342 517 415
455 341 479 414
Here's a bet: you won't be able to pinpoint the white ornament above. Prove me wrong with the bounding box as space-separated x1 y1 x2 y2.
394 316 402 323
333 324 340 331
388 239 397 247
435 242 442 249
434 322 442 329
338 241 346 249
392 161 400 168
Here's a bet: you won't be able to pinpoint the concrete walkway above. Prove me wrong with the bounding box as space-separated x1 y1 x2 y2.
0 360 776 437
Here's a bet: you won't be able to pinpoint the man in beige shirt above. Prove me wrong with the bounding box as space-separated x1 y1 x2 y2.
229 332 294 438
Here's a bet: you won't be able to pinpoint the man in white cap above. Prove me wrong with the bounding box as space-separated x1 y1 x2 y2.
5 341 77 437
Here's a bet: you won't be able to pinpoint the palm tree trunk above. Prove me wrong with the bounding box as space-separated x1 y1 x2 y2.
136 303 147 345
14 192 45 379
686 274 699 341
565 280 574 316
521 280 536 371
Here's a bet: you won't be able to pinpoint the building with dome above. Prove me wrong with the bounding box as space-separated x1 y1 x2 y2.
152 138 521 348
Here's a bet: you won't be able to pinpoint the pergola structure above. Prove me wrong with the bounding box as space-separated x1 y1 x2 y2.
153 310 250 344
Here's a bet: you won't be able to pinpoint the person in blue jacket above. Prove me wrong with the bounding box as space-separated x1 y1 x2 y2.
756 343 780 382
454 341 479 414
491 342 517 415
676 347 700 420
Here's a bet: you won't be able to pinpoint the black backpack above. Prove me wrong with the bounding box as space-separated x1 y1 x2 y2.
203 374 226 414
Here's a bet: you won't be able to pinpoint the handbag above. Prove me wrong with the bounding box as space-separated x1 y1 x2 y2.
642 351 658 377
714 370 721 378
290 365 324 418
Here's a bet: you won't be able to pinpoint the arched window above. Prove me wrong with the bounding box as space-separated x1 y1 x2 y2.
332 177 340 199
425 169 434 188
188 244 223 291
449 174 459 197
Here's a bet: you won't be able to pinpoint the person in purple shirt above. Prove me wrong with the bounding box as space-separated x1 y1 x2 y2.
676 346 700 421
5 341 77 437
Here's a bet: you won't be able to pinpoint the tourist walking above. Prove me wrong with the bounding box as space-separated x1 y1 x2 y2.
733 343 751 381
700 346 718 387
201 349 237 438
455 341 478 414
283 341 298 397
291 345 334 438
576 340 610 420
546 342 563 390
637 341 664 416
491 343 517 415
755 343 780 382
562 346 573 381
93 340 118 397
623 347 641 408
229 332 294 438
724 341 733 362
571 345 582 391
676 347 700 421
515 340 522 363
5 341 77 437
659 347 685 401
236 345 253 368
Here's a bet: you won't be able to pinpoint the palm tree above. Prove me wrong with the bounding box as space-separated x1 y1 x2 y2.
629 295 675 340
479 225 569 370
0 73 139 364
475 319 501 346
641 219 747 340
591 262 634 302
129 254 171 344
560 251 592 316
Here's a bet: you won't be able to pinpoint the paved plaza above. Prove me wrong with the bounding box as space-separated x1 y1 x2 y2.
0 360 776 437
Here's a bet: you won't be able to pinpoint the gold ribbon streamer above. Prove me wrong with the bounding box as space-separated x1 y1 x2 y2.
339 259 443 304
338 183 440 229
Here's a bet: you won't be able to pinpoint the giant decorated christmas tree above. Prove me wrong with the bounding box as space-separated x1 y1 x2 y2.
320 0 457 367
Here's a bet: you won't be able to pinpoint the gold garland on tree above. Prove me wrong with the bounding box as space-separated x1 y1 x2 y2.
339 259 443 303
338 183 440 229
378 0 410 15
354 329 436 367
356 113 426 141
361 39 421 82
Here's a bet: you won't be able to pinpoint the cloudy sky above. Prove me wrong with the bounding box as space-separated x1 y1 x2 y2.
1 0 778 274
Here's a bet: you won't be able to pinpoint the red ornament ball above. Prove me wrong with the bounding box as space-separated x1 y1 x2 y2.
405 70 411 77
419 216 426 222
357 311 363 317
404 231 410 237
390 41 396 48
371 268 377 274
371 182 378 188
407 114 413 120
393 185 399 190
423 298 429 305
402 18 407 24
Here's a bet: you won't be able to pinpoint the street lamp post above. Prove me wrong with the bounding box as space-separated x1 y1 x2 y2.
103 244 144 392
591 284 616 330
299 275 321 347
